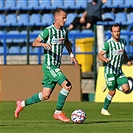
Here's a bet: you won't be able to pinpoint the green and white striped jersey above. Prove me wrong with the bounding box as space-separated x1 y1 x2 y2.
39 24 68 68
102 38 126 74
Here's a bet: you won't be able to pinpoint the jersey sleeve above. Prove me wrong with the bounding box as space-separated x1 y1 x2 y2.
102 42 109 52
38 29 49 42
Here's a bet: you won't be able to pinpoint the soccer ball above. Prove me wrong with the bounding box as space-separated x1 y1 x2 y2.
71 109 86 124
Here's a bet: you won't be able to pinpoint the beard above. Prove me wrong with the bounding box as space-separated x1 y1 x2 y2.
113 35 120 41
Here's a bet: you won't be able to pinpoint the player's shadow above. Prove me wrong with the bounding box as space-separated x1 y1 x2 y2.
87 119 133 124
67 119 133 125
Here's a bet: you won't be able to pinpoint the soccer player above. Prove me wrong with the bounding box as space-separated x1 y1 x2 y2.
98 23 132 115
14 8 78 122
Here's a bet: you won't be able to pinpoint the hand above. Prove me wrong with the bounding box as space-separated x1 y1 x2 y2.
127 61 132 66
105 58 111 63
71 57 78 67
102 0 107 3
41 43 51 50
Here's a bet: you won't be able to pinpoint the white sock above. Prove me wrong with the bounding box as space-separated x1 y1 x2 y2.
54 110 62 114
107 94 113 101
118 86 123 92
21 100 25 107
38 92 44 100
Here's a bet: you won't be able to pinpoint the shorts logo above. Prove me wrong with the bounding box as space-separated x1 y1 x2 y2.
55 68 62 76
108 82 112 86
55 68 60 72
108 77 115 81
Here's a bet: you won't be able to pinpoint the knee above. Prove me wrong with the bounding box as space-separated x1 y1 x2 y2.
109 90 116 97
41 93 50 100
42 95 50 100
111 92 116 97
65 84 72 92
66 85 72 91
122 84 130 93
123 88 130 93
121 81 133 93
86 23 91 29
65 79 72 91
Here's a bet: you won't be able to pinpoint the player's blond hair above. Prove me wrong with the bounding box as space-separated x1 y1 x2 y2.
53 8 67 17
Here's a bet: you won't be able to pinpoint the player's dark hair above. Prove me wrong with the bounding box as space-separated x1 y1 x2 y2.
52 8 67 17
110 23 121 32
93 0 98 3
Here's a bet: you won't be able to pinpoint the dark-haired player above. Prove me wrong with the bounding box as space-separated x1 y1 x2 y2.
98 23 132 115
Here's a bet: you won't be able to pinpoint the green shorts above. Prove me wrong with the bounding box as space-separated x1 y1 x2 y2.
105 73 128 90
42 65 67 89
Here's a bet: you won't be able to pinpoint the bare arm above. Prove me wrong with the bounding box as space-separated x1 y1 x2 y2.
124 50 132 66
32 36 51 50
79 11 87 24
32 36 43 47
98 50 111 63
64 39 78 66
64 39 73 54
82 11 87 18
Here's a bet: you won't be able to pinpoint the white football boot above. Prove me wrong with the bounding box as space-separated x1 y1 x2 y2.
101 108 111 115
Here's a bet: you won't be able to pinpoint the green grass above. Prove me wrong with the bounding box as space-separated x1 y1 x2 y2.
0 102 133 133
